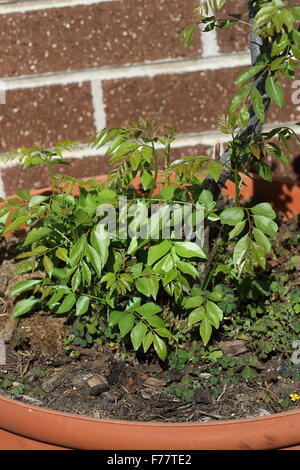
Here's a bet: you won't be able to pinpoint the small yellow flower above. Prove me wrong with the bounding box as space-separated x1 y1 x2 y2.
108 342 115 348
289 393 300 402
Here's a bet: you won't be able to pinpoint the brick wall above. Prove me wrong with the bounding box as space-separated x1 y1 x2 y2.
0 0 299 197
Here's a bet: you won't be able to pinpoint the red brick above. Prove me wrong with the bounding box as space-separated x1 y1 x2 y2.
103 68 243 134
0 0 200 78
267 76 300 125
1 154 106 196
0 82 95 152
216 0 250 53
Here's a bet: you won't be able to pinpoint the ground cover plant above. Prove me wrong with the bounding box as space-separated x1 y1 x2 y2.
0 0 300 420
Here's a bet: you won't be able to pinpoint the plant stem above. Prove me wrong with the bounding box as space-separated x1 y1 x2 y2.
199 2 272 287
199 4 271 200
149 141 159 200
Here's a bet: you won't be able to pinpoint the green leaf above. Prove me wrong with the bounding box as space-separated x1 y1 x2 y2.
69 235 86 267
154 327 172 338
239 104 250 128
41 285 53 301
43 255 54 278
47 287 70 308
100 272 116 288
159 185 176 200
129 149 141 170
291 6 300 20
10 279 41 297
4 215 31 235
140 170 153 190
23 227 51 246
291 45 300 61
280 9 294 32
271 33 289 56
163 269 177 285
135 275 158 300
153 334 167 361
293 30 300 48
130 322 148 351
143 331 154 353
81 261 91 287
135 277 151 297
108 310 123 327
220 207 244 226
229 83 252 113
233 234 250 269
252 228 272 253
105 134 125 155
75 295 90 316
208 161 223 182
179 24 196 48
145 315 165 328
135 303 162 317
188 307 205 326
252 161 273 182
205 301 223 329
32 245 48 255
266 75 284 108
207 288 223 302
251 88 265 123
241 366 257 380
56 293 76 314
16 189 30 200
91 227 110 267
250 203 276 220
253 215 278 237
13 297 40 318
135 275 159 300
184 295 203 309
148 277 159 300
228 220 246 240
28 195 48 208
71 268 81 291
199 317 212 346
198 190 214 207
153 253 174 273
234 64 265 85
119 313 135 337
141 145 153 162
113 140 139 158
173 241 206 259
176 260 199 277
85 244 102 278
251 242 266 269
56 247 69 263
147 240 171 266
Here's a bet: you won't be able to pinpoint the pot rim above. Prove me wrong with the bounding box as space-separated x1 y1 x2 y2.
1 394 300 450
1 393 300 428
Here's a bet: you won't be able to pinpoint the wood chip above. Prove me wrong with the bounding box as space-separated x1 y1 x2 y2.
87 373 108 388
0 340 6 365
0 316 19 343
194 387 211 405
83 356 110 370
89 384 109 396
219 339 249 356
41 371 64 392
143 377 166 388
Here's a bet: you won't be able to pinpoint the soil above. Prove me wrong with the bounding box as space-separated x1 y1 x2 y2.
0 230 300 424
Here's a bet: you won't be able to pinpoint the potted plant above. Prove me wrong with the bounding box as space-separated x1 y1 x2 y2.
0 0 300 450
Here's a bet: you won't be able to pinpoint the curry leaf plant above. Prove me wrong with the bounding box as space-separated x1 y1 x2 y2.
0 0 299 360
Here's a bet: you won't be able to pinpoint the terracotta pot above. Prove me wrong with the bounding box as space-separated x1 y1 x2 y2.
0 395 300 450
